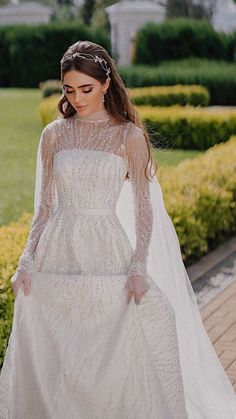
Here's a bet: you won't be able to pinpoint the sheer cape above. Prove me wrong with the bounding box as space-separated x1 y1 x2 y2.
11 109 236 417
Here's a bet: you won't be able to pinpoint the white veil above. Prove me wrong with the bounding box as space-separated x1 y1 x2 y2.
117 175 236 418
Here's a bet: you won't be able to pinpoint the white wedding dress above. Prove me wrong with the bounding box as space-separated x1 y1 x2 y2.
0 109 236 419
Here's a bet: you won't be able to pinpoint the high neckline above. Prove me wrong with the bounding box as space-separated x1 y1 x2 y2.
74 109 111 123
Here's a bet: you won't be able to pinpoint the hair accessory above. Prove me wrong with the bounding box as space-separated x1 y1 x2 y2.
61 52 111 79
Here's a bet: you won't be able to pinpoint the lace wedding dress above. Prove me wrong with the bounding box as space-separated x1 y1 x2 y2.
0 109 236 419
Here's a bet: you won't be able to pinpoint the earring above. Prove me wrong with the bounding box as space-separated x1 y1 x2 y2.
103 91 107 103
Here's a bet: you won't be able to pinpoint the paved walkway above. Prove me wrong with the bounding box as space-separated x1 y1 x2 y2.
200 280 236 392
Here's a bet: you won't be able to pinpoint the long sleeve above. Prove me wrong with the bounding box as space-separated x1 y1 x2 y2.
125 124 153 277
16 124 56 275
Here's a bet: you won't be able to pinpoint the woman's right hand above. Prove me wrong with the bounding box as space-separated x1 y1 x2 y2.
11 270 31 296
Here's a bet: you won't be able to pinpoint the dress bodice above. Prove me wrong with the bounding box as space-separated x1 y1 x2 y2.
17 108 154 280
53 149 128 211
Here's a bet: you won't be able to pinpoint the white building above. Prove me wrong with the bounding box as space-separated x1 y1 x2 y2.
106 0 166 66
0 1 52 25
212 0 236 33
106 0 236 66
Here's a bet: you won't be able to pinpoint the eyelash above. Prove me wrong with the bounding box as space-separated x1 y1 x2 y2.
66 89 92 94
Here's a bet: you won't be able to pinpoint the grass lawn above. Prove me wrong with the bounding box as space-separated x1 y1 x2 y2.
0 88 202 227
0 88 42 226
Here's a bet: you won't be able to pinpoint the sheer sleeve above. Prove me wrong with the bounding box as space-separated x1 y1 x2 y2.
124 124 153 277
15 124 56 276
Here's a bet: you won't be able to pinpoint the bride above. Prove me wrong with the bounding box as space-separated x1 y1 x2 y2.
0 40 236 419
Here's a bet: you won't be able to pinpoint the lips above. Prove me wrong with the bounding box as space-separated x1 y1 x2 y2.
76 105 87 111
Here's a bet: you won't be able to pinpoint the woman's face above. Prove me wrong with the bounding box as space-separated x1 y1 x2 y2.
63 70 110 116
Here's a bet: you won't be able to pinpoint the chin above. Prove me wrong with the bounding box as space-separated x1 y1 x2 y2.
76 105 88 113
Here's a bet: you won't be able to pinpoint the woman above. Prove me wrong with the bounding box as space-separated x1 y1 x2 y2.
0 40 235 419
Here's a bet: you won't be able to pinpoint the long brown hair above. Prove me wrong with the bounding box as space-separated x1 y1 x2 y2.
58 40 157 181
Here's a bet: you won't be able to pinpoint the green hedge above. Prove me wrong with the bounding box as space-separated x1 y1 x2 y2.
138 105 236 150
1 136 236 366
128 84 210 107
119 59 236 106
158 136 236 264
0 23 111 87
0 212 32 367
134 19 235 64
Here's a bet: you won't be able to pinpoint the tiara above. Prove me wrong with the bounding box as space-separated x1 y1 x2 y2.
61 52 111 79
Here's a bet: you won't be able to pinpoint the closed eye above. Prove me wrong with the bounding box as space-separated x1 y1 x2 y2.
65 89 93 94
83 89 93 94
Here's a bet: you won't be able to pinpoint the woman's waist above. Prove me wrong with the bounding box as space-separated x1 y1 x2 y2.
55 204 117 217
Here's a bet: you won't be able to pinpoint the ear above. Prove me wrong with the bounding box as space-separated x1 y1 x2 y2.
103 77 111 93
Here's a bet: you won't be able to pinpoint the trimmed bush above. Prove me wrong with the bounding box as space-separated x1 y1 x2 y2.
119 59 236 106
37 94 61 125
128 84 210 107
0 23 111 87
134 19 235 64
39 79 62 98
138 105 236 150
0 212 33 367
158 136 236 264
37 95 236 150
1 136 236 366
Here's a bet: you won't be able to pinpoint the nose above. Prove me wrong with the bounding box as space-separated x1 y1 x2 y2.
74 90 82 104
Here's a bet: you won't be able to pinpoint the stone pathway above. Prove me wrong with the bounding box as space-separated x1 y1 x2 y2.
188 244 236 392
200 280 236 392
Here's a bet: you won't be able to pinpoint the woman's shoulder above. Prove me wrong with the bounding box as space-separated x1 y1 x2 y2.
123 121 145 142
43 116 68 134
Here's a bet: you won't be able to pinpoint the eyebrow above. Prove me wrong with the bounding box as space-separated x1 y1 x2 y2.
63 83 93 89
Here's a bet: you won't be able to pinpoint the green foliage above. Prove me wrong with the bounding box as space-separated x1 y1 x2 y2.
138 105 236 150
134 19 234 65
0 23 111 88
39 79 62 97
167 0 214 20
119 59 236 105
158 135 236 263
80 0 96 25
128 84 210 107
0 213 33 367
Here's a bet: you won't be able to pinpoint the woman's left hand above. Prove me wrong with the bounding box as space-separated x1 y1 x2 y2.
124 274 150 305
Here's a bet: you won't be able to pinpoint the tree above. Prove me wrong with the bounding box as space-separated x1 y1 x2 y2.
80 0 96 25
167 0 215 20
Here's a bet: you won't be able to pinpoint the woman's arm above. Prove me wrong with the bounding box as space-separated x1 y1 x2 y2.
13 124 56 278
125 124 153 279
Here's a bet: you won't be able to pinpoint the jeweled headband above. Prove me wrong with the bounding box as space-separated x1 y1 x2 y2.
60 52 111 79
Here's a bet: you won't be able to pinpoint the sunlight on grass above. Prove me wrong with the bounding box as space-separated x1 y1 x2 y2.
0 88 42 226
153 148 201 167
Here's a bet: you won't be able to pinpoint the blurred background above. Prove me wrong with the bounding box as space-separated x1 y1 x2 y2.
0 1 236 384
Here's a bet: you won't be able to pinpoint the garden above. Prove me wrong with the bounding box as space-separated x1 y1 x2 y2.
1 13 236 366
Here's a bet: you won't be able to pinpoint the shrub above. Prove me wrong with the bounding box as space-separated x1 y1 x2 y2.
0 212 32 367
119 59 236 106
0 23 111 87
128 84 209 107
134 19 234 65
39 79 62 98
158 136 236 264
138 105 236 150
37 94 61 125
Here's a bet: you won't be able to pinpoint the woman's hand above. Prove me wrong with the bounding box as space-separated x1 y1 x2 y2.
11 270 31 296
125 274 150 305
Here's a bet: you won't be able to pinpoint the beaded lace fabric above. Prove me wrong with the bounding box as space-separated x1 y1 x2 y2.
1 109 236 419
16 109 152 281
